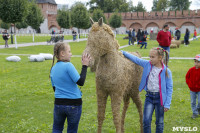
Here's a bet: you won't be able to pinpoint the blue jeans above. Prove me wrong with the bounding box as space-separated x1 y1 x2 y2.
128 37 132 45
140 42 147 48
53 104 82 133
73 36 76 41
143 92 164 133
190 91 200 115
159 45 170 53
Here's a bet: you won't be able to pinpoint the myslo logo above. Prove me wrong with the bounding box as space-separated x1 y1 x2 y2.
172 127 198 132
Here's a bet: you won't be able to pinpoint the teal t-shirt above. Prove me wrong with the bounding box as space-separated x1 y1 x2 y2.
50 61 81 99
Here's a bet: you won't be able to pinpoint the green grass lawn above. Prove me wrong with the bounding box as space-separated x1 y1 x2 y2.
0 35 200 132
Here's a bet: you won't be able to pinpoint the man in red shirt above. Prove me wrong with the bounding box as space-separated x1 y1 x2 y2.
186 54 200 119
156 25 172 54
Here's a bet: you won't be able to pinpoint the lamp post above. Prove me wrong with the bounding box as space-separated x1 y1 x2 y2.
10 24 13 44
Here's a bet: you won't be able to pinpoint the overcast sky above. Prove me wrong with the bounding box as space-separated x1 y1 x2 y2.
55 0 199 11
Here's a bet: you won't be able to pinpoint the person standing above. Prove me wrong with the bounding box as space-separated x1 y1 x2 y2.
72 30 77 41
156 25 172 53
186 54 200 119
131 29 136 45
2 30 10 48
193 29 197 40
126 28 133 45
184 28 190 46
175 27 181 40
50 42 90 132
121 47 173 133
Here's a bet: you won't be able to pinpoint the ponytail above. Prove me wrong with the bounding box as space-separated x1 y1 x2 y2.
164 50 169 77
49 54 55 78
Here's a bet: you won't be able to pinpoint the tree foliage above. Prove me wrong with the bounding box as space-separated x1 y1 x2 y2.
134 2 147 12
87 0 129 12
92 9 107 24
26 0 44 30
1 21 10 30
169 0 191 10
109 12 122 29
16 20 28 29
71 2 90 29
0 0 27 24
157 0 169 11
57 9 71 29
152 0 158 11
128 0 135 12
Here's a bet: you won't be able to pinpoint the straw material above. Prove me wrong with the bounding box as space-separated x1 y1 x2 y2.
84 18 143 133
171 40 181 48
170 43 178 48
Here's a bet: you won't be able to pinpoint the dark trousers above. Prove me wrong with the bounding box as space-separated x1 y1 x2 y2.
5 40 9 48
53 104 82 133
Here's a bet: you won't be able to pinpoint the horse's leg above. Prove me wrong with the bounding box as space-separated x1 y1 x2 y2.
96 88 108 133
121 95 130 133
110 92 123 133
131 94 143 133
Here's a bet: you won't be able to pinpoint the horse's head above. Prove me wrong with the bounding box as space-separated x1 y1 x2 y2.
84 17 120 70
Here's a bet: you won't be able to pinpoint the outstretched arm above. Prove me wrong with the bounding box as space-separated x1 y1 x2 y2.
121 51 149 68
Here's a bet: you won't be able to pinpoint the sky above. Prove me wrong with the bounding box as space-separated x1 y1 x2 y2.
55 0 199 11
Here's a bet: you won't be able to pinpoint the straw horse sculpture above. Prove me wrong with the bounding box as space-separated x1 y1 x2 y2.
84 18 143 133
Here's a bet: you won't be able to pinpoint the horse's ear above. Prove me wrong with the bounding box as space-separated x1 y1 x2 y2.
90 17 94 25
98 17 103 26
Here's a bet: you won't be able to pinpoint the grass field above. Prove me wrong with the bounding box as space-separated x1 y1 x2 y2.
0 35 200 133
0 34 87 45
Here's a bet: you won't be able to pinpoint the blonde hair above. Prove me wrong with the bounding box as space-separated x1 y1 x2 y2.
49 42 69 77
151 47 169 77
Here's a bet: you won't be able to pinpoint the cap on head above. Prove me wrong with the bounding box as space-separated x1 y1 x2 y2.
194 54 200 61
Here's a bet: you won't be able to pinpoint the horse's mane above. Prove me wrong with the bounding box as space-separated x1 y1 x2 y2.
90 22 120 51
91 23 115 38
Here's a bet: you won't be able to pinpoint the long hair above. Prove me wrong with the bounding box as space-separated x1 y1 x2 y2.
49 42 69 78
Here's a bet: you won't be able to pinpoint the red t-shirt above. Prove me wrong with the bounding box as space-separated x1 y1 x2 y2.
186 67 200 92
194 31 197 36
157 30 172 47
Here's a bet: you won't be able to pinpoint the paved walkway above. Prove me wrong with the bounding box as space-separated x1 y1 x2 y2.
0 38 87 49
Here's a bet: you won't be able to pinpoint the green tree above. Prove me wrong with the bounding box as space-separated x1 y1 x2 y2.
128 0 135 12
103 0 114 12
1 21 10 30
88 0 129 12
157 0 169 11
16 20 28 30
57 9 71 30
0 0 28 33
109 11 122 30
71 2 90 31
92 9 107 24
134 2 146 12
152 0 159 11
169 0 191 10
26 0 44 32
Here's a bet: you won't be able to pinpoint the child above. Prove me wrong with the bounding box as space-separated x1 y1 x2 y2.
185 54 200 119
121 47 173 133
193 29 197 40
50 42 90 133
